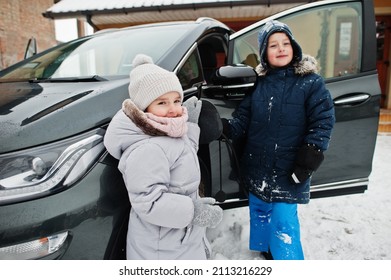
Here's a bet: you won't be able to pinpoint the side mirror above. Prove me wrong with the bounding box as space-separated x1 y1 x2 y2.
24 37 37 59
203 65 257 100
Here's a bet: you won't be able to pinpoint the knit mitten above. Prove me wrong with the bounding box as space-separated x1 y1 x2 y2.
183 96 202 123
192 197 223 228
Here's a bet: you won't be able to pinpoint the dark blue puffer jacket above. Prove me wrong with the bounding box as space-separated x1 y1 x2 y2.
230 55 335 204
228 21 335 204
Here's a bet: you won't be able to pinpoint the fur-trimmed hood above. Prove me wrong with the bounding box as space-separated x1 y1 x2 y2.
122 99 188 138
103 105 153 160
104 99 196 160
122 99 168 137
255 54 319 77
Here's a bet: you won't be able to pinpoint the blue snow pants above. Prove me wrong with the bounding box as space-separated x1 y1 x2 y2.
248 193 304 260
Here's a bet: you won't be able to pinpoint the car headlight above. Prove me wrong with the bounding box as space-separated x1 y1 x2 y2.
0 128 106 205
0 231 69 260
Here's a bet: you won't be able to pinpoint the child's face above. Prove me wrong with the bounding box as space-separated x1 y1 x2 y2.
266 32 293 68
146 91 183 118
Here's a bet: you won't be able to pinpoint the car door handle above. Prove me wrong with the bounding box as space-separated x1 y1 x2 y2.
333 93 370 106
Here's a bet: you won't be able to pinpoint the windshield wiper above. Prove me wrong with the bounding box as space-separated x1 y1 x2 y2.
28 75 107 83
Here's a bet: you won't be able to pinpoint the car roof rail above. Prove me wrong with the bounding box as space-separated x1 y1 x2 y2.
196 17 231 30
196 17 219 23
94 28 119 34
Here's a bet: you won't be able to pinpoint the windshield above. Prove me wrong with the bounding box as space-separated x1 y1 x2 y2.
0 25 190 81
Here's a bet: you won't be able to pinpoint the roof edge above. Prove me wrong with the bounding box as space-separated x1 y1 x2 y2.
43 0 312 19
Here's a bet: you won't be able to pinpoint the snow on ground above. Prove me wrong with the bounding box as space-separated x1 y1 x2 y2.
208 134 391 260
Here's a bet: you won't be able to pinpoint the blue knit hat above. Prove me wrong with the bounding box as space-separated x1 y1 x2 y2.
258 20 302 69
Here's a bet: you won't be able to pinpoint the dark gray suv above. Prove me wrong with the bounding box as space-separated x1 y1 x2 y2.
0 0 380 259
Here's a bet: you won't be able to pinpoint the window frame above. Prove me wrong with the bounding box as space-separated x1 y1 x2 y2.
227 0 377 80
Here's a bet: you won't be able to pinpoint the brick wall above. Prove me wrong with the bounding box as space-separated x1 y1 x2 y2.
0 0 57 70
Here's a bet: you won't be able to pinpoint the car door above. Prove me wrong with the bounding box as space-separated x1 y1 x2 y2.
207 0 380 208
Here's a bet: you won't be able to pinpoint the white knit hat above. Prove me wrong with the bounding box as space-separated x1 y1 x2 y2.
128 54 184 111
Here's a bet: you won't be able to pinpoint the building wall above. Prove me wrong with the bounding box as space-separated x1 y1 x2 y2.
0 0 57 70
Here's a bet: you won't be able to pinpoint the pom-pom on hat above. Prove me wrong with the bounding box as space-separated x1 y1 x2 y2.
128 54 183 111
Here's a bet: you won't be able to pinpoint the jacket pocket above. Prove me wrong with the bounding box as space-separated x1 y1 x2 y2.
181 226 192 244
241 152 262 177
274 146 297 173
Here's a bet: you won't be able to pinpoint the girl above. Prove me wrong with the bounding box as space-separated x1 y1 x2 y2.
104 54 223 260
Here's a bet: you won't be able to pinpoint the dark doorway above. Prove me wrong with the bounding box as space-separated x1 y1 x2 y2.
376 16 391 108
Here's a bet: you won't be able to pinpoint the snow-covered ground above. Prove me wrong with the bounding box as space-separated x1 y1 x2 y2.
208 134 391 260
4 136 390 279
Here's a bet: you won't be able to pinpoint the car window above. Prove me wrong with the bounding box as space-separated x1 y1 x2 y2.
0 26 190 81
231 2 362 79
177 51 202 90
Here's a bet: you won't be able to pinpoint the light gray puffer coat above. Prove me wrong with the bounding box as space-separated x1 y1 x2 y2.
104 100 211 260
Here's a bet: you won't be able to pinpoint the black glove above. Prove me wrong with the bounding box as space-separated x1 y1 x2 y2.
291 166 313 184
290 144 324 184
220 118 231 139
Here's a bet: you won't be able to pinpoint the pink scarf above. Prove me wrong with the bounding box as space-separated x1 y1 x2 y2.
144 107 188 138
